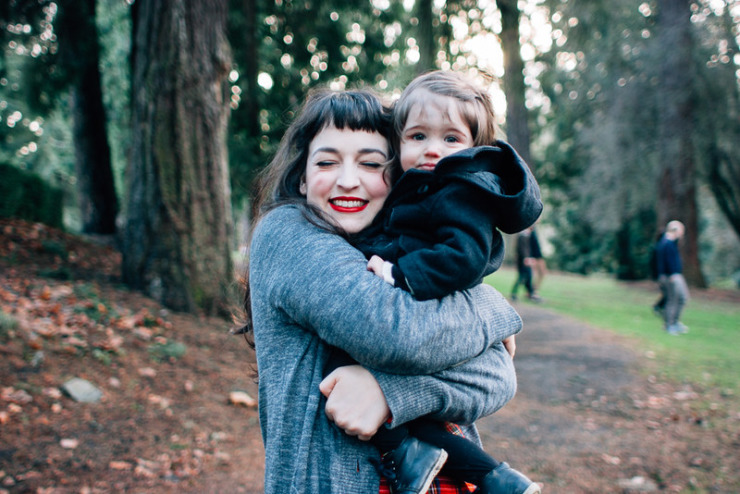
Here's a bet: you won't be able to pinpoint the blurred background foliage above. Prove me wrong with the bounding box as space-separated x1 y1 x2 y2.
1 0 739 290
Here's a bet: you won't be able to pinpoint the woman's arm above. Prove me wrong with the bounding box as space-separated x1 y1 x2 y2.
319 342 516 438
375 341 517 426
250 206 521 374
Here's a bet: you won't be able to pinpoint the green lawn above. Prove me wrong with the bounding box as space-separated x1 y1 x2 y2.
486 268 740 400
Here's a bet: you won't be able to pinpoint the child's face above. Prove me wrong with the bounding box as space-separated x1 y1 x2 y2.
399 93 474 173
304 125 391 234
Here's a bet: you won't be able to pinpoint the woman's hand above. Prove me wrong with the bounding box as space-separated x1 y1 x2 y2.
320 365 391 441
503 335 516 358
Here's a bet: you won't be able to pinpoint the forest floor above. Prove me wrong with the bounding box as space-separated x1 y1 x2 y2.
1 218 739 493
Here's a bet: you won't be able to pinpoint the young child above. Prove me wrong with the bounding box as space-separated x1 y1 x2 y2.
325 71 542 494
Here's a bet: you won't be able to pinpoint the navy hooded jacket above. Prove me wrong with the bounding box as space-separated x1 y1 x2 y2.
352 140 543 300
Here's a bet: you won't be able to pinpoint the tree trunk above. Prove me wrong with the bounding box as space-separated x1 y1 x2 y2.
56 0 118 234
241 0 261 215
707 147 740 239
703 10 740 242
415 0 436 74
123 0 234 314
242 0 260 143
498 0 532 167
656 0 706 287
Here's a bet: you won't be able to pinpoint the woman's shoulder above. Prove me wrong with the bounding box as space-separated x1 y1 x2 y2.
253 204 309 240
258 203 302 226
251 204 348 260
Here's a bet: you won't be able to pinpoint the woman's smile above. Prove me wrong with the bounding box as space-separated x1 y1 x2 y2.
330 196 369 212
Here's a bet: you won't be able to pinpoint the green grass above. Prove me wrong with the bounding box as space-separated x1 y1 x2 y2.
486 268 740 400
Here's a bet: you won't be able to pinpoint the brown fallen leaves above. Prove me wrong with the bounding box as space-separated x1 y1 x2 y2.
0 219 264 492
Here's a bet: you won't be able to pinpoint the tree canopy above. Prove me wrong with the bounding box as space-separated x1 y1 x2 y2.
2 0 739 312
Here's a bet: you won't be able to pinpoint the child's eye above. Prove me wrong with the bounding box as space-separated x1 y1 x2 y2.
445 135 460 143
411 133 426 141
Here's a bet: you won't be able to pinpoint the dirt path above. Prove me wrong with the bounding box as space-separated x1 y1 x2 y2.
186 301 739 493
475 303 739 493
1 219 737 493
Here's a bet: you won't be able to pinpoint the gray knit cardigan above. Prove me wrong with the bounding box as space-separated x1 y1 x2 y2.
249 205 521 493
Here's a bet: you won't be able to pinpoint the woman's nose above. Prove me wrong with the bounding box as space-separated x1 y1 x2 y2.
336 163 360 189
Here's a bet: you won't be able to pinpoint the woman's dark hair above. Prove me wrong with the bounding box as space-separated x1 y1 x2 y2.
234 88 393 341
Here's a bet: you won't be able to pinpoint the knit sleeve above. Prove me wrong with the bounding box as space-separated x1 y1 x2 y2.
371 341 517 427
249 206 522 375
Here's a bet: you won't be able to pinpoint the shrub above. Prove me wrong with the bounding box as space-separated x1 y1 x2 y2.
0 163 64 228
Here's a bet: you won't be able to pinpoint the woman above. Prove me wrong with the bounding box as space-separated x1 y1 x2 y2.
242 89 520 493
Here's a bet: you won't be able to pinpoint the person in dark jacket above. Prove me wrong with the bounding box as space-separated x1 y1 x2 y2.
328 71 542 494
655 220 690 335
650 229 667 316
529 227 547 291
510 227 541 302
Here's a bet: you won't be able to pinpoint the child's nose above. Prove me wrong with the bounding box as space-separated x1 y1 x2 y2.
424 140 442 156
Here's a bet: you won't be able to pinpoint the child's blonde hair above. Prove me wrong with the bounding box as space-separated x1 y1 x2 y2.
392 71 497 152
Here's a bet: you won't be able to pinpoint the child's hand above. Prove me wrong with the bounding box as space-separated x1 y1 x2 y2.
367 255 396 286
366 255 386 278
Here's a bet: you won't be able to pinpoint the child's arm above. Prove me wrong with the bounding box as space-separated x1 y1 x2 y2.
390 184 497 300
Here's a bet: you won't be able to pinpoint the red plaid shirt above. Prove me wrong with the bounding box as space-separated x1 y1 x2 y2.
378 422 475 493
379 477 475 493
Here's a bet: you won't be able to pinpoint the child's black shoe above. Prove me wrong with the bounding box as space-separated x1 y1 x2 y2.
378 437 448 494
476 462 540 494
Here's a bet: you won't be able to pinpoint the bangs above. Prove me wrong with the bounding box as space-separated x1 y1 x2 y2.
318 91 391 138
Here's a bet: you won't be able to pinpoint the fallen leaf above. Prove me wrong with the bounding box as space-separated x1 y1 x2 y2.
42 387 62 399
601 453 621 465
39 286 52 301
674 390 698 401
60 438 79 449
109 461 133 471
138 367 157 377
229 391 257 408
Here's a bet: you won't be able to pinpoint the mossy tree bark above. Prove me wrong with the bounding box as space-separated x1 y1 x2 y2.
656 0 706 287
498 0 532 167
123 0 234 314
56 0 119 234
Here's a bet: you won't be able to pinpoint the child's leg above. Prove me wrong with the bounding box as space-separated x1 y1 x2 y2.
323 346 356 375
323 347 409 452
408 418 499 485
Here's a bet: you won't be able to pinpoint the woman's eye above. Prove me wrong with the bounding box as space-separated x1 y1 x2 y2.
314 161 336 167
361 161 383 169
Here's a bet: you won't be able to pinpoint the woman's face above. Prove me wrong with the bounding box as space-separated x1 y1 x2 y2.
304 125 391 234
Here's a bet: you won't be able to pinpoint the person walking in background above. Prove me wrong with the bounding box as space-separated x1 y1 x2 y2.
649 229 667 316
655 220 690 335
511 227 541 302
529 227 546 291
